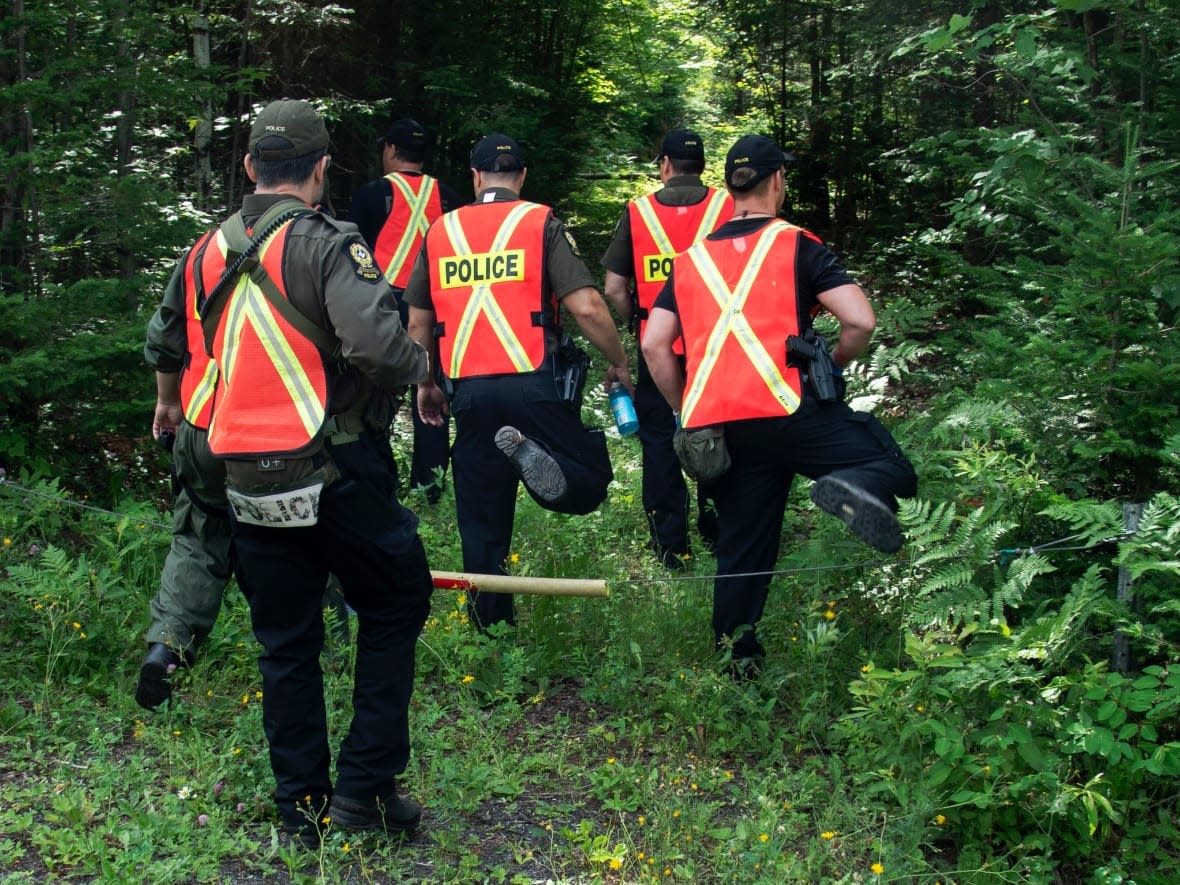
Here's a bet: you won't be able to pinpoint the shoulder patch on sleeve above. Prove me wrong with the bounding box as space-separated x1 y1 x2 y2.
563 229 581 256
347 241 383 283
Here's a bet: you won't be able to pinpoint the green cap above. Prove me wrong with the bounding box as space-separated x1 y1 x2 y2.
249 99 329 161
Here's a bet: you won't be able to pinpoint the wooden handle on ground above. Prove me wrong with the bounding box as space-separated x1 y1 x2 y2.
431 570 608 597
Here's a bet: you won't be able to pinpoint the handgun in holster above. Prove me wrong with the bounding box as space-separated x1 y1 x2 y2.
786 329 840 403
553 333 590 413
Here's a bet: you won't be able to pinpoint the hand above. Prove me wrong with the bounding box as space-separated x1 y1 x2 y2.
416 381 450 427
603 363 634 397
152 400 182 440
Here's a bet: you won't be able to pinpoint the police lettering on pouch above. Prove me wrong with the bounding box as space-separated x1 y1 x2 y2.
642 253 676 284
438 249 525 288
226 486 323 528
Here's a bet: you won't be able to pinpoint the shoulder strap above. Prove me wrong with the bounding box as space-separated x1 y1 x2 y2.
200 200 341 359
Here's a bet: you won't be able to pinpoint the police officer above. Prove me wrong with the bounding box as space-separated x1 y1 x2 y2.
642 135 917 673
138 243 233 709
601 128 731 568
348 119 462 502
200 99 434 843
404 132 632 629
138 211 347 712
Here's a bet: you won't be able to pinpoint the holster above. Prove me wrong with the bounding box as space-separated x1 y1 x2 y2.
552 334 590 413
787 329 841 403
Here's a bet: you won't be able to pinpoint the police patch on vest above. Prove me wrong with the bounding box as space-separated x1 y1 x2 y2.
641 252 676 284
438 249 526 289
348 242 382 282
563 229 581 256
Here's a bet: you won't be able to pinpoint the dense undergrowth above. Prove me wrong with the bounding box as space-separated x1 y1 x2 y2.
2 343 1179 884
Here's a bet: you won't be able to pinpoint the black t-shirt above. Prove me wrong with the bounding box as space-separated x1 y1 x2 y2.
347 171 463 251
652 217 855 321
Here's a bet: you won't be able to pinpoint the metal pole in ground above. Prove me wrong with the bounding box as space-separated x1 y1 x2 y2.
1111 501 1143 675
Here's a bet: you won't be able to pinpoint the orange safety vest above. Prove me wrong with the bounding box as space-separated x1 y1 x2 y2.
205 219 330 458
426 199 552 379
673 219 806 429
373 172 443 289
628 188 731 354
178 230 224 430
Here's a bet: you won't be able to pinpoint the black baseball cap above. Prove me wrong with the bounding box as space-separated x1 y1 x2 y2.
378 118 430 149
248 99 329 160
658 128 705 162
470 133 526 172
724 135 789 192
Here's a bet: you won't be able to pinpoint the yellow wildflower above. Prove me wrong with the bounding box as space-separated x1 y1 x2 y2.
759 833 770 842
935 814 947 825
871 861 885 874
342 842 350 852
609 858 622 870
823 609 836 620
461 674 475 684
509 553 520 564
820 830 836 840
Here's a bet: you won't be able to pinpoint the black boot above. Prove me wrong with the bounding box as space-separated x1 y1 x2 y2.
135 643 182 710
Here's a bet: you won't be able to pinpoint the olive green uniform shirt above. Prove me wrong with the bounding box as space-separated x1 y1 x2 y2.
402 187 596 311
146 193 427 416
600 175 714 277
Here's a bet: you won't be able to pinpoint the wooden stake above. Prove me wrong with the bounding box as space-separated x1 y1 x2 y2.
431 570 608 598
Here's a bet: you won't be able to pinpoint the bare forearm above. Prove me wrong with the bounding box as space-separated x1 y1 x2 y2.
407 306 440 390
565 287 628 368
603 271 633 324
817 284 876 367
646 349 684 411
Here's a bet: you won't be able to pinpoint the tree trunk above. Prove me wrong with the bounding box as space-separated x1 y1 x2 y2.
113 0 138 282
193 11 213 212
0 0 32 296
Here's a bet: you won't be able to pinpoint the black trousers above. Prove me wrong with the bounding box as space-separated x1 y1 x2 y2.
450 372 612 628
635 353 717 554
710 396 917 659
230 432 433 827
394 291 450 498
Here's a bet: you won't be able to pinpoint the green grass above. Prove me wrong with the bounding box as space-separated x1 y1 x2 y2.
2 383 1178 884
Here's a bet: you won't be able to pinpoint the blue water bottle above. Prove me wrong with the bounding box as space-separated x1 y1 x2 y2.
609 382 639 436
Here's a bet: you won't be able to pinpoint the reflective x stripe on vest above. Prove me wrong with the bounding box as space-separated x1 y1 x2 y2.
179 230 223 429
374 173 442 289
629 188 731 352
676 219 804 429
428 200 550 379
206 220 329 458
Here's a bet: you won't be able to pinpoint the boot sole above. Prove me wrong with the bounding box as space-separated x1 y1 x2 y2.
495 427 568 503
810 476 903 553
